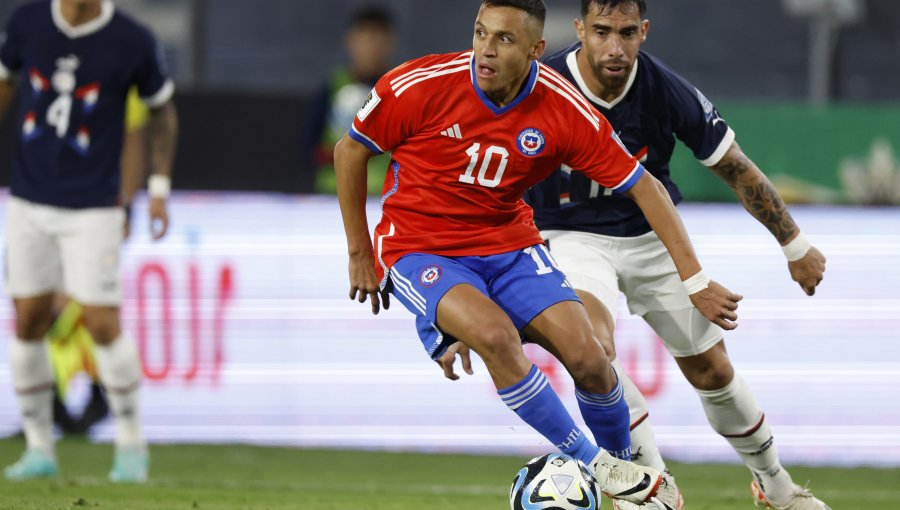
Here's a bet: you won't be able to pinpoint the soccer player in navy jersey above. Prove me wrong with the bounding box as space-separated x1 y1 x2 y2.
336 1 748 507
0 0 178 482
518 1 829 509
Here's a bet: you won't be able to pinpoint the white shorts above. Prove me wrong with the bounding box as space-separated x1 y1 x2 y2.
542 229 722 357
4 196 124 306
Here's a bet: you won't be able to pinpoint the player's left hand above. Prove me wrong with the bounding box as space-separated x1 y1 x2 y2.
436 342 474 381
149 197 169 240
689 280 743 330
788 245 826 296
348 252 390 315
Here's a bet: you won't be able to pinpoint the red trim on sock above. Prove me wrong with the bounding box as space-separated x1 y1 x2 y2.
630 412 649 431
104 380 141 395
722 413 765 438
15 381 54 395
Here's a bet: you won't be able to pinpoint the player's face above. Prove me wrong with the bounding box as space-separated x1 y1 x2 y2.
346 24 395 81
472 5 545 107
576 2 649 90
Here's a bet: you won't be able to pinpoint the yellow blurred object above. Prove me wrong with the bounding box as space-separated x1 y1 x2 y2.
769 174 843 204
124 86 150 133
47 300 99 398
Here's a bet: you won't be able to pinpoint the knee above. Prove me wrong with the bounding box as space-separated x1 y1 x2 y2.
14 306 54 339
576 290 617 359
470 326 522 364
81 307 121 344
593 321 616 359
564 334 613 392
682 352 735 391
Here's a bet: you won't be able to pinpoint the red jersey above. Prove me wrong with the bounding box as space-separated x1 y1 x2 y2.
349 51 644 283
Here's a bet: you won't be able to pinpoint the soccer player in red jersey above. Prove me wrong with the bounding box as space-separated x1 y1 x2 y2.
335 1 739 507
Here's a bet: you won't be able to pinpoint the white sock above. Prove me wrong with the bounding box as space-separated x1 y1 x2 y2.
696 375 794 505
10 338 55 457
94 333 144 449
611 358 666 472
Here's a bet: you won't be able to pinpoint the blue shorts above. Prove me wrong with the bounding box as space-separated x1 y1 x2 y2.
388 244 580 360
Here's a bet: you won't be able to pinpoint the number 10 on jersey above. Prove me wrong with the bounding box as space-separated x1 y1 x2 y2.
459 143 508 188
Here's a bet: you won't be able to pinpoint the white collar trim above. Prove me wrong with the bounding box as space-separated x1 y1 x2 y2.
52 0 115 39
566 48 638 109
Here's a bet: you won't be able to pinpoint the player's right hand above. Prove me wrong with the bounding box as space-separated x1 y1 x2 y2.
149 197 169 239
436 342 474 381
689 280 742 330
348 252 389 315
788 245 826 296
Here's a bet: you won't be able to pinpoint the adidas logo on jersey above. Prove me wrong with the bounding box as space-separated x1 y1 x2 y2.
441 123 463 139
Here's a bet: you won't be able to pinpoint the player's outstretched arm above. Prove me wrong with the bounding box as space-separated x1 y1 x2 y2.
625 172 743 330
334 134 389 315
146 99 179 240
711 141 826 296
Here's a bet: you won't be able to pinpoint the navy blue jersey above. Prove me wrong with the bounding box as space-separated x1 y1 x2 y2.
0 0 173 208
525 44 734 237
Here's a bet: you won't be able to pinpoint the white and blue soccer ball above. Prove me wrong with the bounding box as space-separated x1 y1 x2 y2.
509 453 601 510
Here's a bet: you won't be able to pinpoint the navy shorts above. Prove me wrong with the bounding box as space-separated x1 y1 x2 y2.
388 244 580 360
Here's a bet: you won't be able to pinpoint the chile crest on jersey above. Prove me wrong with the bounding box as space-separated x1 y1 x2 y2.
516 127 545 157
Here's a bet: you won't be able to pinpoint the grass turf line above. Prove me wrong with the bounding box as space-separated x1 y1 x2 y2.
0 437 896 509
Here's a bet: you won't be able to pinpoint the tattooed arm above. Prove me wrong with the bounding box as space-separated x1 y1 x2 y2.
145 99 179 240
711 141 826 295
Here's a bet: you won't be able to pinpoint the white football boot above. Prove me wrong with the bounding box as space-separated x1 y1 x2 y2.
610 471 684 510
752 480 831 510
590 449 681 507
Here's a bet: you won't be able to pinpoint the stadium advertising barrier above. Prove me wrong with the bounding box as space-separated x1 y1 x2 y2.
671 104 900 205
1 192 898 467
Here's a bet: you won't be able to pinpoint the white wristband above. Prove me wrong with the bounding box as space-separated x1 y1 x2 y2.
682 270 710 295
148 174 171 198
781 232 811 262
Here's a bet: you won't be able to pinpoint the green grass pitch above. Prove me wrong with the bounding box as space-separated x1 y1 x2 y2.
0 437 897 509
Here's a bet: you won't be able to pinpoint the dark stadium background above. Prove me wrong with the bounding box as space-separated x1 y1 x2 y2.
1 0 898 194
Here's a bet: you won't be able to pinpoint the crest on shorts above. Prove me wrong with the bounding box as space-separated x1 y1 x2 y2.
516 128 545 157
420 266 442 286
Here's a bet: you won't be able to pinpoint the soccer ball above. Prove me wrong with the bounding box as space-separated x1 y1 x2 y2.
509 453 601 510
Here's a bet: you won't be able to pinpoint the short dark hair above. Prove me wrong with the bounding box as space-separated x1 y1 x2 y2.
580 0 646 17
348 4 394 31
481 0 547 26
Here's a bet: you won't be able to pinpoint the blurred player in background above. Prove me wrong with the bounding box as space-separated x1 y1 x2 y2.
48 85 149 436
0 0 178 482
523 1 829 509
4 86 148 439
336 0 743 507
302 4 395 195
